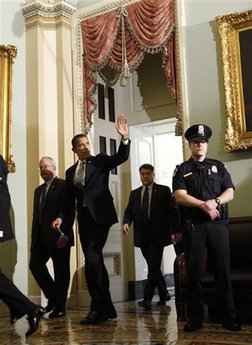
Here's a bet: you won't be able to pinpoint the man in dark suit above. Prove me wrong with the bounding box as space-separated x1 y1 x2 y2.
0 154 44 337
29 156 74 318
122 163 181 310
52 115 130 325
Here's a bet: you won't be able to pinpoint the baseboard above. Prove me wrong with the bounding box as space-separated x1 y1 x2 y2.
128 273 174 300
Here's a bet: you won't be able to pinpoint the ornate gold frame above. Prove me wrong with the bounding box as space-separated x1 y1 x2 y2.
216 10 252 152
0 45 17 172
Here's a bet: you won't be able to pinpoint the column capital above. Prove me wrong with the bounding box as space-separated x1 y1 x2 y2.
22 0 76 30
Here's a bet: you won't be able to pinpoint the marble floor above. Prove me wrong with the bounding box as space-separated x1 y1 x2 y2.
1 296 252 345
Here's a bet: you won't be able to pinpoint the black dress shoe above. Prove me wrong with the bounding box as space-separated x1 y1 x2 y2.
223 320 241 331
157 293 171 305
25 305 44 337
184 320 202 332
79 310 107 325
44 300 56 314
138 300 151 310
48 310 66 318
106 310 117 319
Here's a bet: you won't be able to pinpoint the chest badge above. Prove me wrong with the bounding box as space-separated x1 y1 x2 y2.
211 165 218 173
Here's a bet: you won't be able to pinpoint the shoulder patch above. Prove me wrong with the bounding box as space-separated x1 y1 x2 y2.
173 166 178 177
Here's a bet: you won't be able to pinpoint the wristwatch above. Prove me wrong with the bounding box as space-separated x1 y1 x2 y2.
215 198 221 206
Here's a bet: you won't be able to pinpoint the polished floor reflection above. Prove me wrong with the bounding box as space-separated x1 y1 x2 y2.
1 295 252 345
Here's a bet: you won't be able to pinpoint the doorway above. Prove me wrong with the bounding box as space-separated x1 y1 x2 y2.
129 117 183 285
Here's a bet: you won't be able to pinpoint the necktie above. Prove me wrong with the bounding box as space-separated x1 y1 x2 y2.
75 160 85 189
39 183 47 223
142 186 149 224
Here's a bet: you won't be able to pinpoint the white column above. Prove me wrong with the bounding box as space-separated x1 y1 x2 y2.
22 0 77 305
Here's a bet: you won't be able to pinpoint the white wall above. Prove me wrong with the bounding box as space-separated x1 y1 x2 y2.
180 0 252 217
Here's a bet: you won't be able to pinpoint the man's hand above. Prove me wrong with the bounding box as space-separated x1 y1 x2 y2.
122 223 130 235
51 217 62 231
116 115 128 140
200 199 220 220
171 233 182 245
207 208 220 220
56 234 69 249
200 199 218 212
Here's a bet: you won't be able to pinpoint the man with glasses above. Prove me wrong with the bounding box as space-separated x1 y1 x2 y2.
29 156 74 318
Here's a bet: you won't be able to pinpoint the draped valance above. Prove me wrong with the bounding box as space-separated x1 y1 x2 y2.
81 0 177 131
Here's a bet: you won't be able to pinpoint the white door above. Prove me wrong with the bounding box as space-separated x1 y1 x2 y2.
76 81 130 305
129 118 183 284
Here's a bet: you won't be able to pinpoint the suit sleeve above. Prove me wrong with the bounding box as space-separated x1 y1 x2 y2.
97 140 130 171
0 155 11 205
31 188 39 233
123 191 134 226
0 155 9 183
166 187 181 234
60 174 76 234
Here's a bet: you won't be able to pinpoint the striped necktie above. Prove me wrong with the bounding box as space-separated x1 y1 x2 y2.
74 160 85 189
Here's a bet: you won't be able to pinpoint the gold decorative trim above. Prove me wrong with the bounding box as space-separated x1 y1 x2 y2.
80 251 121 290
174 0 183 136
75 0 140 22
104 252 121 276
216 10 252 152
24 15 72 30
0 45 17 173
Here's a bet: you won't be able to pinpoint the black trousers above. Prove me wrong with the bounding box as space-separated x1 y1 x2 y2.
78 207 116 315
29 242 71 311
0 271 36 319
184 221 236 322
140 225 167 302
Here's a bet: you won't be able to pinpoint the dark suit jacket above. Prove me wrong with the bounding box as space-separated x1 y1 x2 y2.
62 140 130 228
0 155 14 243
0 156 37 318
30 177 74 251
123 182 180 247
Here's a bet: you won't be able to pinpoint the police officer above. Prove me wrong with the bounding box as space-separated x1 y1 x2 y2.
172 124 241 332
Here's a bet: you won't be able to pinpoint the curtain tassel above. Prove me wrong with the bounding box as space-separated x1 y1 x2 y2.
119 6 130 87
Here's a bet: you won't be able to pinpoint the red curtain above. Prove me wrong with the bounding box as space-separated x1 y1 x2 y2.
81 0 176 131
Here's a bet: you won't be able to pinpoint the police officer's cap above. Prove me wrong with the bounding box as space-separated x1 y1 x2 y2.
185 124 212 142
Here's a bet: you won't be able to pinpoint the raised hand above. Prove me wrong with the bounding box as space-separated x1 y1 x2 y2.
116 115 128 140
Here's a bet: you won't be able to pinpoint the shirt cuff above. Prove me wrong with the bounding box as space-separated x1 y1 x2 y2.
122 138 129 145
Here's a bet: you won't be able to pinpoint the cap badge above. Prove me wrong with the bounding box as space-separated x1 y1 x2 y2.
198 125 204 136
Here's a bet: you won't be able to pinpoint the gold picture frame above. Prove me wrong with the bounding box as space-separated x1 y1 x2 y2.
216 10 252 152
0 45 17 172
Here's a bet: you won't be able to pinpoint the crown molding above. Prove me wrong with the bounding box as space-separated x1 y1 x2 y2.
22 0 76 29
